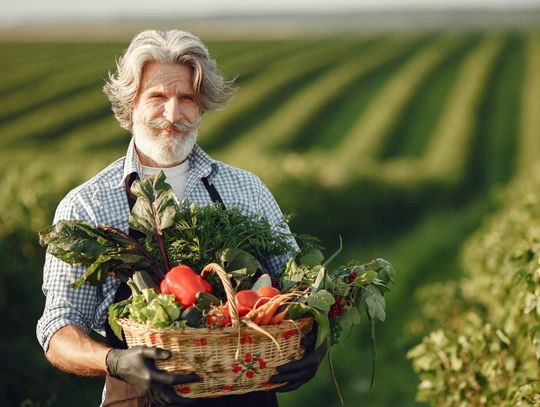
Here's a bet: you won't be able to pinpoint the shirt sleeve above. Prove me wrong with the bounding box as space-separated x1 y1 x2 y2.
36 193 102 353
254 176 300 277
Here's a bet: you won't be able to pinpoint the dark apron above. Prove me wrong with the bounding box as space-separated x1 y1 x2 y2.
102 174 278 407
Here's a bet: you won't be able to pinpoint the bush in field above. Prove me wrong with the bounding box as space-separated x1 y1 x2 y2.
407 164 540 406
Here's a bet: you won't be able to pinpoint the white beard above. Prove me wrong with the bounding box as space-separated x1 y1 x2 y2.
132 117 200 167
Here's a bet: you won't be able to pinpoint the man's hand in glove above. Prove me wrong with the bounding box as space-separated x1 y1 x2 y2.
269 326 328 392
106 346 200 405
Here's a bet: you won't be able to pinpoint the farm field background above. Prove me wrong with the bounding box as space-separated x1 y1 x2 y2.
1 28 540 406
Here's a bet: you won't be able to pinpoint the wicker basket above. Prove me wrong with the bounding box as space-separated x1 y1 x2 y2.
118 263 313 398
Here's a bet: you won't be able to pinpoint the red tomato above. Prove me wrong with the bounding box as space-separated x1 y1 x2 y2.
235 290 260 316
207 305 231 328
255 286 280 308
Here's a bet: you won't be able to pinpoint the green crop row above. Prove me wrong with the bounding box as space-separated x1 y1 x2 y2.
199 35 380 151
380 33 482 159
0 52 115 123
464 33 524 191
407 162 540 406
408 34 503 185
0 43 121 95
329 34 465 168
217 38 321 82
217 34 428 168
179 34 519 241
332 34 504 193
0 86 110 147
517 34 540 173
215 33 478 188
0 42 94 74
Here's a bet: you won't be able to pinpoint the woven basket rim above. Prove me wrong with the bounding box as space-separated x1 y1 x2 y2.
118 316 313 335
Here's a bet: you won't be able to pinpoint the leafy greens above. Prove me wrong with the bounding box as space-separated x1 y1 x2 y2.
39 171 306 291
39 221 161 288
108 277 185 340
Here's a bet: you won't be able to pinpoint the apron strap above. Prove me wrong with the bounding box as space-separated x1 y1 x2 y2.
201 176 225 208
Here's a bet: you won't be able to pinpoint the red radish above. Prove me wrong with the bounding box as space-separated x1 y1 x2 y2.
255 286 280 308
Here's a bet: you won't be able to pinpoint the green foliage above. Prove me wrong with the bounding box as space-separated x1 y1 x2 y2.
108 279 186 340
407 164 540 405
161 200 302 272
38 219 161 287
280 252 396 351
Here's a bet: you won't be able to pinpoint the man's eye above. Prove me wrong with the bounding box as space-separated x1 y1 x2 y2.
149 94 165 100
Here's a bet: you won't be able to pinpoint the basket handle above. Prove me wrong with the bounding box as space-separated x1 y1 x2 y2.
201 263 240 329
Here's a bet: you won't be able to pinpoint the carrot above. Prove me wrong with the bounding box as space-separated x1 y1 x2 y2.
247 297 278 324
259 300 282 325
243 305 260 321
270 307 288 324
253 311 265 325
242 292 298 324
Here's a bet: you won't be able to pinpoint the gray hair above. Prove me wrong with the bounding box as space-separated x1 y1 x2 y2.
103 29 235 130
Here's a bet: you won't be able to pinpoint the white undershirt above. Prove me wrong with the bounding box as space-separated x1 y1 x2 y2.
141 160 190 201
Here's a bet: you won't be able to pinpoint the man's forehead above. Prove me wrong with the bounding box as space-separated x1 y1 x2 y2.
140 62 193 90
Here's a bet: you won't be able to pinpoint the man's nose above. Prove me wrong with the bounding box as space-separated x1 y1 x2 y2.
163 98 182 123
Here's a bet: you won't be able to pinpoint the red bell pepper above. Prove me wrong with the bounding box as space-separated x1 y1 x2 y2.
160 265 212 308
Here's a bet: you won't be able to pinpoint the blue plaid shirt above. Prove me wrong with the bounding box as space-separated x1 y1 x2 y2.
37 140 297 352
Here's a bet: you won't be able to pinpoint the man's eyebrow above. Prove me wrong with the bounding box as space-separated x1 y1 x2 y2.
144 87 193 95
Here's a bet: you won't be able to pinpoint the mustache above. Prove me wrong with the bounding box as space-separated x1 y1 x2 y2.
148 117 201 133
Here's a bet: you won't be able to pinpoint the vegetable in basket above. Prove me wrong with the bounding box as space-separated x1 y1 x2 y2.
108 271 187 339
160 264 213 308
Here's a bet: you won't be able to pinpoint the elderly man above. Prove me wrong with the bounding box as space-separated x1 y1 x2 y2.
36 30 326 407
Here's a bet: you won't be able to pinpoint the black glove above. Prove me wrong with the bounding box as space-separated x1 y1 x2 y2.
269 326 328 392
106 346 200 406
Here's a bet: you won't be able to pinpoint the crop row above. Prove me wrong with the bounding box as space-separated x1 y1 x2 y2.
199 35 381 150
279 34 503 193
465 33 524 191
382 35 504 187
0 41 301 151
517 34 540 172
217 38 323 82
0 53 115 124
216 34 430 169
380 34 482 159
212 34 519 240
339 35 464 159
0 43 122 96
216 33 490 188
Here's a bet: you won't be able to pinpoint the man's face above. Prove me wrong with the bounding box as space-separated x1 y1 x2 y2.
132 62 201 167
